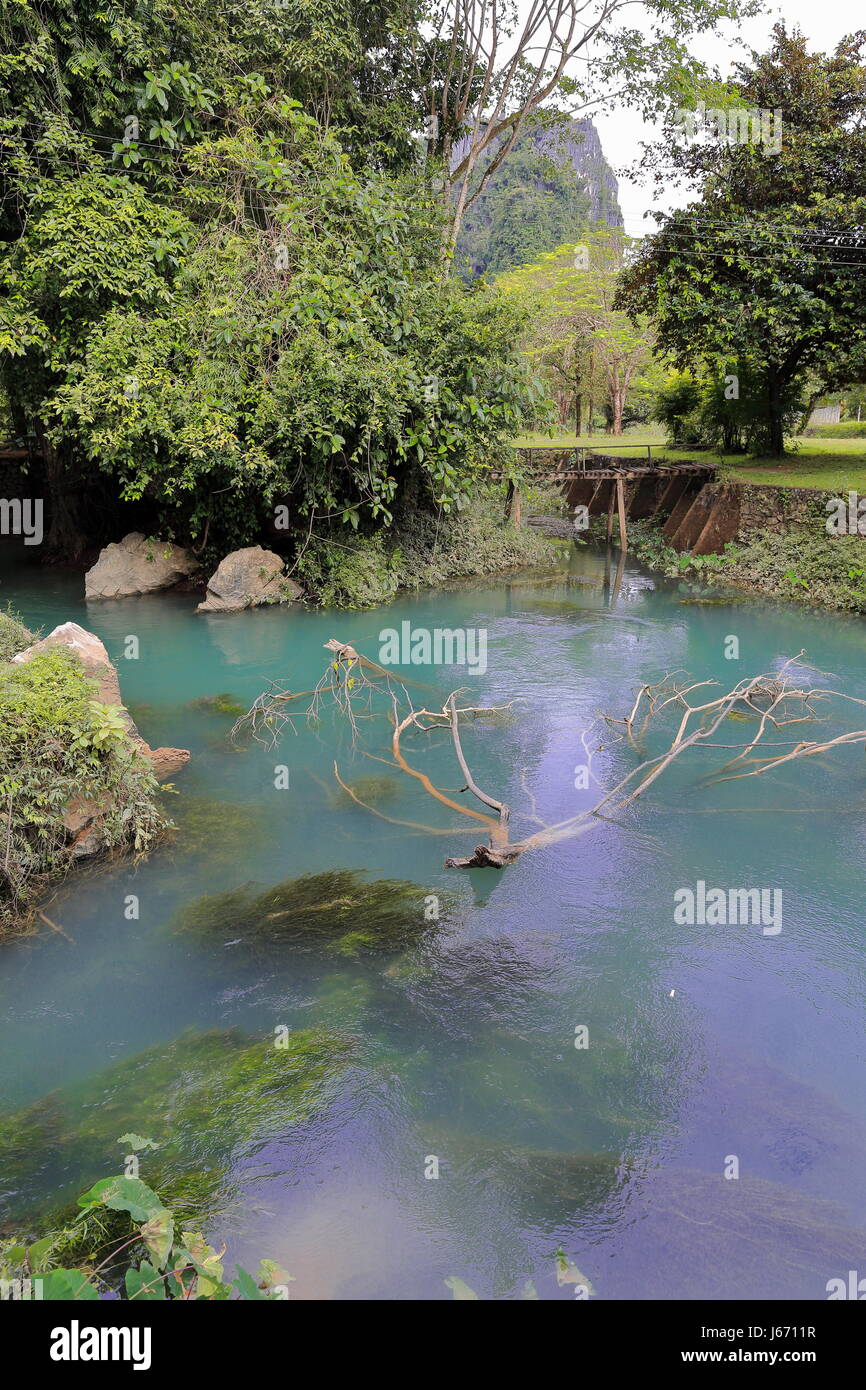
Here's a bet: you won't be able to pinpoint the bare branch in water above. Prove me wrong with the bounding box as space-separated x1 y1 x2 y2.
237 644 866 870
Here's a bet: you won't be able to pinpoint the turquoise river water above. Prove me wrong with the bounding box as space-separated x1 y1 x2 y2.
1 542 865 1300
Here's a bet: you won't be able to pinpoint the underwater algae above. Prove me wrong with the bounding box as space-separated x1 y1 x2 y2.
170 868 456 959
187 692 247 717
163 794 269 861
0 1025 356 1234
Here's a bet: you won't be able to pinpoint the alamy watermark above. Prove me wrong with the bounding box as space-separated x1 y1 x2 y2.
674 880 782 935
379 621 488 675
675 103 783 157
826 491 866 536
0 497 43 546
1 1277 43 1299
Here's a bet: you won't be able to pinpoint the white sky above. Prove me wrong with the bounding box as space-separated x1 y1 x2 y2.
584 0 863 231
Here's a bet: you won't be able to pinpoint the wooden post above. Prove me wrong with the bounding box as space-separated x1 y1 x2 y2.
503 478 515 523
616 476 628 551
606 480 615 542
611 547 626 604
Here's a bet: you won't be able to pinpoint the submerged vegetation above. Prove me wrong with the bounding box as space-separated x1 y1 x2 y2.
0 1026 356 1240
187 692 247 717
171 869 453 959
164 795 268 862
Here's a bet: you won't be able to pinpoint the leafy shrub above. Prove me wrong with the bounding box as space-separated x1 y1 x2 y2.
0 648 166 930
0 1171 289 1301
0 604 33 663
297 493 558 607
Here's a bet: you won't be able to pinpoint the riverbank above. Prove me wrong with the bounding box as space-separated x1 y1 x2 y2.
0 614 176 935
295 495 559 607
621 516 866 614
563 471 866 615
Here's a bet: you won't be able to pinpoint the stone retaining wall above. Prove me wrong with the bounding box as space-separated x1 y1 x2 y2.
562 474 842 555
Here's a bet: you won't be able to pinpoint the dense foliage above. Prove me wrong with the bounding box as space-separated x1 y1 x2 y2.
651 367 804 453
0 0 779 557
0 0 544 556
618 26 866 456
296 493 558 607
0 640 165 930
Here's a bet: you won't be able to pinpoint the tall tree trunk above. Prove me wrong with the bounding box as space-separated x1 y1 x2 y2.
39 430 86 559
612 387 625 435
767 372 785 456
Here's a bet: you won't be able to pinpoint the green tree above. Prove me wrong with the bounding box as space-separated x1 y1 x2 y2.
498 230 654 434
618 25 866 456
0 2 542 555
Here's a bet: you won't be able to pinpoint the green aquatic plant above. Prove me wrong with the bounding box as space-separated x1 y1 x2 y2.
0 1026 355 1235
187 692 247 717
165 795 267 859
333 774 401 808
170 869 452 959
0 1173 291 1300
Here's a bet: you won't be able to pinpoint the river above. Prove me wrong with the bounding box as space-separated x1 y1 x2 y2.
1 542 864 1300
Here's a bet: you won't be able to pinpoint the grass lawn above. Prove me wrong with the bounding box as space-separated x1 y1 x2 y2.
510 430 866 492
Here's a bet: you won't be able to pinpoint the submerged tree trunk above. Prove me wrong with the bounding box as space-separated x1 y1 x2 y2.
242 646 866 876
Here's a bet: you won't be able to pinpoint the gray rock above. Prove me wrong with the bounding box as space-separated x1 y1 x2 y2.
12 622 189 858
197 546 302 613
85 532 198 600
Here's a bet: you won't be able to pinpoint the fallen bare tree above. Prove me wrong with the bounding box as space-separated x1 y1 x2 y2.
238 646 866 869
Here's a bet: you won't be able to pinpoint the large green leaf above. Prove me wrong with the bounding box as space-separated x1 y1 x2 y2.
140 1209 174 1270
126 1263 167 1300
41 1269 99 1300
77 1175 165 1222
233 1265 265 1300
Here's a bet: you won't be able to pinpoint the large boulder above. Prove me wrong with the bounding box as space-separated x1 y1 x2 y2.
85 532 198 600
197 546 302 613
12 623 189 857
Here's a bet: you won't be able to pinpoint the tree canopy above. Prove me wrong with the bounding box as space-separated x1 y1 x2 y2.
0 0 774 555
498 230 656 434
618 25 866 455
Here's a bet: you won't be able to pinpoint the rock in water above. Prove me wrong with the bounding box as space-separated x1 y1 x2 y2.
197 546 302 612
85 532 198 599
12 622 189 856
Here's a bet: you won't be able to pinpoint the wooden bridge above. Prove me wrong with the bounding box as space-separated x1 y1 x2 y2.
509 444 718 551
